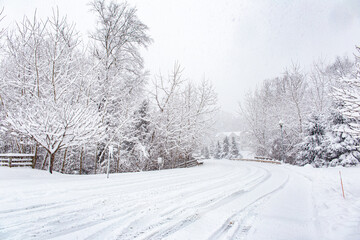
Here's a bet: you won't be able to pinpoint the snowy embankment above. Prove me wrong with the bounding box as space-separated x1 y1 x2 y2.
0 160 359 240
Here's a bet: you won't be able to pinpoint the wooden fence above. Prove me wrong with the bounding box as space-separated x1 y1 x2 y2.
0 153 35 168
177 159 204 168
231 156 281 165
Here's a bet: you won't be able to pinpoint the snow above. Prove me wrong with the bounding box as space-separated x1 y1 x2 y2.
215 132 242 138
0 160 359 240
0 153 35 157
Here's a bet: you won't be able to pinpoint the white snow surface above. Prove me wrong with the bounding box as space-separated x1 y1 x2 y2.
0 160 359 240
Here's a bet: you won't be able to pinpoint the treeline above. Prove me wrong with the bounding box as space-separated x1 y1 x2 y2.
240 52 360 167
201 136 242 160
0 0 217 174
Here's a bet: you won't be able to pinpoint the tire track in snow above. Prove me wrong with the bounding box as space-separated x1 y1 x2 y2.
0 167 209 216
158 163 289 240
1 162 251 239
209 173 289 240
84 166 258 239
0 160 288 240
0 163 232 232
117 166 271 240
86 166 260 239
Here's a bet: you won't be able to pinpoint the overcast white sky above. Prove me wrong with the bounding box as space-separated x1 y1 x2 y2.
2 0 360 113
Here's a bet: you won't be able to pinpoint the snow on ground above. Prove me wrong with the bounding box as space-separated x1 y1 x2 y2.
0 160 359 240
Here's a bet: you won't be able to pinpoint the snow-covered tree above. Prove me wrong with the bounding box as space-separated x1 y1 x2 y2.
0 1 218 174
1 11 105 173
240 63 315 161
326 109 360 166
222 136 230 159
89 0 151 165
209 141 215 158
333 48 360 138
295 114 328 167
296 109 360 167
203 146 210 159
214 141 221 159
239 86 272 156
150 63 217 168
121 100 153 172
230 136 241 159
283 64 308 134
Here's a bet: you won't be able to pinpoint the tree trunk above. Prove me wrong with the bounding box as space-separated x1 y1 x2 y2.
42 153 48 170
116 151 120 173
295 102 303 134
97 144 105 164
61 148 68 173
116 143 121 172
79 147 84 175
15 139 22 153
94 147 97 174
49 153 56 174
33 143 38 169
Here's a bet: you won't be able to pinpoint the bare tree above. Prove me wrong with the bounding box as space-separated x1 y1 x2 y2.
2 10 104 173
150 63 217 167
89 0 152 165
309 60 331 113
283 64 308 134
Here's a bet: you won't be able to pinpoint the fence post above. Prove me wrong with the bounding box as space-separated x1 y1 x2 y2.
9 157 12 168
33 145 38 169
32 155 35 169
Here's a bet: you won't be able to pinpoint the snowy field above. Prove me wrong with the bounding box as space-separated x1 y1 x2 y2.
0 160 359 240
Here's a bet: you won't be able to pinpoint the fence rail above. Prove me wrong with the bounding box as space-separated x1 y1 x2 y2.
231 157 281 165
254 156 273 161
0 153 35 168
177 159 204 168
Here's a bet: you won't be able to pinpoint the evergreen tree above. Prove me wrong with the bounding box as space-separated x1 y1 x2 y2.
326 109 360 166
296 110 360 167
203 146 210 159
122 100 152 171
209 141 215 158
230 136 241 159
222 136 230 159
214 141 221 159
296 114 328 167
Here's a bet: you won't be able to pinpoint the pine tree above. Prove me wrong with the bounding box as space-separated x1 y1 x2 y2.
222 136 230 159
203 147 210 159
119 100 151 172
326 109 360 166
214 141 221 159
209 141 215 158
230 136 240 159
296 109 360 167
296 114 328 167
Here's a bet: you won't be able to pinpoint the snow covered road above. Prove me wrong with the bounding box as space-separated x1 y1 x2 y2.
0 160 359 240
